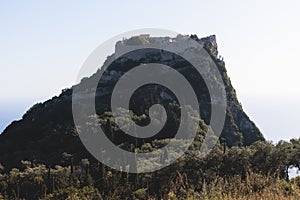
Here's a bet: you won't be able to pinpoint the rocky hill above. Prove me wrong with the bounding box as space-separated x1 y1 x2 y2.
0 34 265 170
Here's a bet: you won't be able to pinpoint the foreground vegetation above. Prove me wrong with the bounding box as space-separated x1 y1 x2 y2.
0 138 299 199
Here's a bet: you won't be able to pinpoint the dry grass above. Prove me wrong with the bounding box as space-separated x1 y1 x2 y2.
162 172 300 200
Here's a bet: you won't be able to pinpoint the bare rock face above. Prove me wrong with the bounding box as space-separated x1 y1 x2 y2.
190 34 218 57
0 34 264 170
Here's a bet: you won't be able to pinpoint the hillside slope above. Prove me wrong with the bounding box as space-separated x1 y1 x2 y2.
0 34 264 170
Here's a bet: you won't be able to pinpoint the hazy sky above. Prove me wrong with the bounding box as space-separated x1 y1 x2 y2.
1 0 300 142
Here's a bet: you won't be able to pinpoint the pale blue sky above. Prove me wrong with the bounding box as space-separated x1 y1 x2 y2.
1 0 300 142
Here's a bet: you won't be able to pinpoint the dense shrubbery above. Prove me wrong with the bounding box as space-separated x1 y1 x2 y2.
0 139 299 199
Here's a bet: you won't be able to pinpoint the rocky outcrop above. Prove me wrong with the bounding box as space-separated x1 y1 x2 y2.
0 34 264 170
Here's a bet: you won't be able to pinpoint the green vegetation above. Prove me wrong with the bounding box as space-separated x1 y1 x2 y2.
0 139 299 199
0 34 294 199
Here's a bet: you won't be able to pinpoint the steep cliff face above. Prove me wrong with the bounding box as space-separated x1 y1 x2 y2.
95 34 264 146
0 34 264 170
